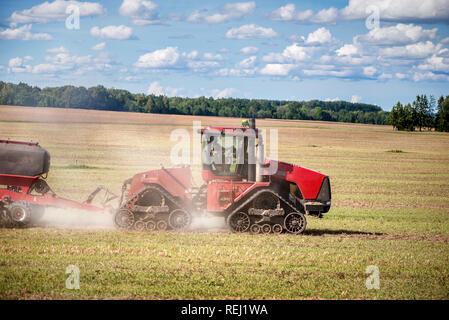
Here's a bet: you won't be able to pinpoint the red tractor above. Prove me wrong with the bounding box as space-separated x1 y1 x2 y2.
0 140 116 227
115 119 331 234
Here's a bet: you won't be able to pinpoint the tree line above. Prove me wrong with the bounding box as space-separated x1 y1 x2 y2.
389 95 449 132
0 81 389 125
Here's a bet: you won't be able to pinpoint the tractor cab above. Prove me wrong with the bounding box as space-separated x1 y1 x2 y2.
200 119 261 182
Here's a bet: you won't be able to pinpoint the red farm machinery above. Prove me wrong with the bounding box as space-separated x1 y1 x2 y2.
115 119 331 234
1 119 331 234
0 140 116 227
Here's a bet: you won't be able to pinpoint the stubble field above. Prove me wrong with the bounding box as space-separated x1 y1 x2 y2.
0 105 448 299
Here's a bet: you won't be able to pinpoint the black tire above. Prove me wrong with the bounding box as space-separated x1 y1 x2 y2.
114 208 134 229
284 212 307 234
156 220 168 231
168 209 192 230
227 211 250 233
272 224 283 234
261 223 272 234
8 201 32 226
250 224 261 234
134 220 145 231
145 220 156 231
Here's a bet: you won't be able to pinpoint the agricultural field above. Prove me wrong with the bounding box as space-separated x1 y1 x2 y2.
0 105 448 299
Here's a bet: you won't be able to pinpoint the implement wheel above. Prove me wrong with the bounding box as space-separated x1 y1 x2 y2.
8 201 31 225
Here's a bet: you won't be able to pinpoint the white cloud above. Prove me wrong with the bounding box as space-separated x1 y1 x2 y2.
270 1 449 24
260 64 296 76
32 63 72 74
148 81 183 96
303 68 353 77
379 73 393 79
418 53 449 72
412 71 449 82
47 46 69 53
8 56 33 73
210 88 237 98
351 95 362 103
119 0 161 25
8 51 114 75
9 0 105 24
340 0 449 23
305 27 332 44
363 66 377 76
263 44 311 63
90 25 134 40
270 4 313 22
379 41 440 59
187 61 221 72
9 57 26 67
124 75 142 82
0 24 52 40
355 24 438 45
395 72 407 79
240 46 259 55
270 4 338 23
187 2 255 24
336 44 359 56
325 97 341 102
226 24 278 39
236 56 257 69
91 42 106 51
134 47 180 68
203 53 224 61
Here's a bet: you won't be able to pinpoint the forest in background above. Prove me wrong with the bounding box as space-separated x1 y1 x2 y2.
0 81 389 125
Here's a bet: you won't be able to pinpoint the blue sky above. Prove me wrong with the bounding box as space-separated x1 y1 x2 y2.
1 0 449 110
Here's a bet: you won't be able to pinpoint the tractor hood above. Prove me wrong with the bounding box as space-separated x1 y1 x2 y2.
263 159 328 200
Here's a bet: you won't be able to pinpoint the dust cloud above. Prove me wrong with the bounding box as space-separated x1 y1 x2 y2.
189 213 227 231
33 207 227 232
36 207 114 229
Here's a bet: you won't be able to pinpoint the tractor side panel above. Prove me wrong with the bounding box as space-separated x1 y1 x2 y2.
206 181 269 212
129 167 192 202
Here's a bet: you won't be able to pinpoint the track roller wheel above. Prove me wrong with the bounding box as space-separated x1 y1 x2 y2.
145 220 156 231
114 208 134 229
272 224 283 234
8 201 32 225
227 211 250 233
261 224 272 234
134 220 145 231
168 209 192 230
156 220 168 231
284 212 307 234
250 224 261 234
